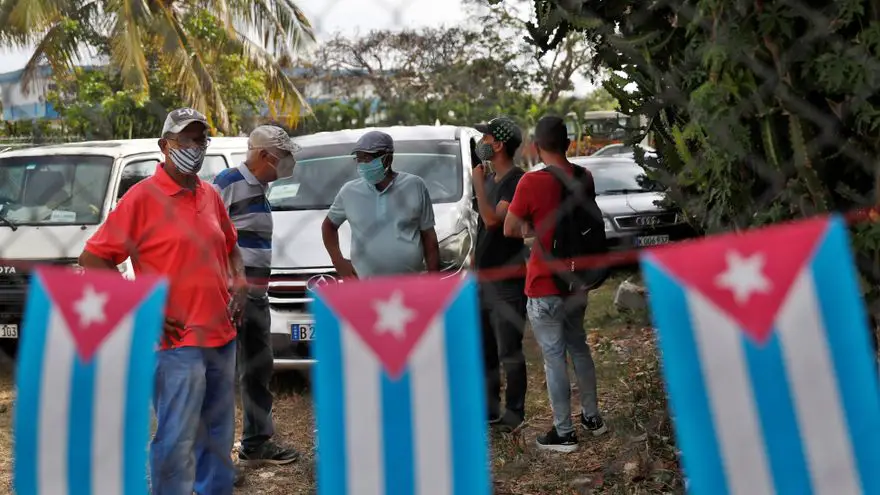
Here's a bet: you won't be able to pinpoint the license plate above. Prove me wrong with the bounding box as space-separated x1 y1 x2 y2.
0 324 18 338
290 323 315 342
636 235 670 247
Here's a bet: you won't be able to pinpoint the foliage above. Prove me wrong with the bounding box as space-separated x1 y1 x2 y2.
520 0 880 303
44 11 267 140
296 18 618 136
0 0 313 131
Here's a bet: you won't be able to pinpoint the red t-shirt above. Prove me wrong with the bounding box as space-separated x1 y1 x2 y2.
508 164 592 298
85 164 238 349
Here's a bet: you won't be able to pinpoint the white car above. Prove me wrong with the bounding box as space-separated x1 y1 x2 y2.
0 138 243 353
252 126 481 370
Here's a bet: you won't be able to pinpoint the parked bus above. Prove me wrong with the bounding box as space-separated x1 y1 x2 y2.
566 111 649 156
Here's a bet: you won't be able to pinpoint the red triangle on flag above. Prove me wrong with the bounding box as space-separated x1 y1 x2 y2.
647 216 829 344
37 266 164 362
318 275 463 378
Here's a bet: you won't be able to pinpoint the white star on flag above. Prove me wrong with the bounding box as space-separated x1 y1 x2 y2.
373 291 416 339
714 250 773 304
73 284 109 328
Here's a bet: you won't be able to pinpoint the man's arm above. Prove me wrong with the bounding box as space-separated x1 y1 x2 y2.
421 228 441 272
79 194 138 270
503 212 527 238
323 189 357 278
417 179 440 271
504 175 532 238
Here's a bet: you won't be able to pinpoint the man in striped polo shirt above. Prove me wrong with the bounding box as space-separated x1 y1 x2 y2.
213 126 300 473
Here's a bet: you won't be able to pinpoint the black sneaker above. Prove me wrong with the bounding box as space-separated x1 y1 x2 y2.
536 427 578 453
233 465 246 487
492 410 524 433
581 413 609 436
239 441 301 467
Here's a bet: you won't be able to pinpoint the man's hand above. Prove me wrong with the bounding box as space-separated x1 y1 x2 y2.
473 164 487 190
228 277 248 326
162 318 185 348
335 259 359 279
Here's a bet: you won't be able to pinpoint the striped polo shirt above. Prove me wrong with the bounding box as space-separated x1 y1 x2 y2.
213 163 273 297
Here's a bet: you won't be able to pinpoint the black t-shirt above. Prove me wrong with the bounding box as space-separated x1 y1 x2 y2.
474 168 528 275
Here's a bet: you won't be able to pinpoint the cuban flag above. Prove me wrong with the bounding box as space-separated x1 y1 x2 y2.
14 265 168 495
640 215 880 494
311 275 489 495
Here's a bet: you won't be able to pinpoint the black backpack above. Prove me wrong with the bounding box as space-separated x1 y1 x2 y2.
541 165 609 293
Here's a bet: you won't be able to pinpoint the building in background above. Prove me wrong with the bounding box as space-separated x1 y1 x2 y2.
0 66 59 122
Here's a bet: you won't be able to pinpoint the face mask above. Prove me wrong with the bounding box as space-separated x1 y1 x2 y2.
270 154 296 181
169 146 205 175
475 142 496 162
357 157 387 184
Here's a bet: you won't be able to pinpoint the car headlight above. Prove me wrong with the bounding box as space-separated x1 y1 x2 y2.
439 229 471 271
603 218 614 232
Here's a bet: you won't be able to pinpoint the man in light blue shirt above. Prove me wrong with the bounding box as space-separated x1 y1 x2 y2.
321 130 440 278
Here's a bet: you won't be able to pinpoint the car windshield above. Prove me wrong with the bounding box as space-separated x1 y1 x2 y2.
585 163 661 195
0 154 113 225
263 139 463 210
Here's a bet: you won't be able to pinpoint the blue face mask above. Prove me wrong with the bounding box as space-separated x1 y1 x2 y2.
357 157 387 184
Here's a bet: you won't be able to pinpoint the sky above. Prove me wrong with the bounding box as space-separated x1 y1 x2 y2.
0 0 474 71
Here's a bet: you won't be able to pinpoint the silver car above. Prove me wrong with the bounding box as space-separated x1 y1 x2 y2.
531 156 696 250
243 126 481 370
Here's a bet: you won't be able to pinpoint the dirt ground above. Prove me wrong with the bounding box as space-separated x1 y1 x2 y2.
0 270 684 494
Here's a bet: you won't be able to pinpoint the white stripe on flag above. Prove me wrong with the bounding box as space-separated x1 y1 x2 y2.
410 318 452 495
91 315 135 495
38 310 75 495
688 292 774 495
342 325 383 495
775 271 860 494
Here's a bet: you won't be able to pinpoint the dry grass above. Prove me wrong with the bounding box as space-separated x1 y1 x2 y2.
0 269 684 494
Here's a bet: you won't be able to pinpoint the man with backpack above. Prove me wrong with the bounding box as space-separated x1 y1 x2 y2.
504 115 609 452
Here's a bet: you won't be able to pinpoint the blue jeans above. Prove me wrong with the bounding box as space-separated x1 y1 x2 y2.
527 295 599 436
150 340 236 495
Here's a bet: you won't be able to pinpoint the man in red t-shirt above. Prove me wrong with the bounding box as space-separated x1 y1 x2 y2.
79 108 247 494
504 115 608 453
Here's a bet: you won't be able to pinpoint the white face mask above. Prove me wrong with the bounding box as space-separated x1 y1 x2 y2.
270 154 296 180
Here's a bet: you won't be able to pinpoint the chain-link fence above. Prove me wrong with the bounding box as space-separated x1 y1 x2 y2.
2 0 880 493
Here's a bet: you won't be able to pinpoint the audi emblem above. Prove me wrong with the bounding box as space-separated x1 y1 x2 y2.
635 215 661 226
306 274 338 292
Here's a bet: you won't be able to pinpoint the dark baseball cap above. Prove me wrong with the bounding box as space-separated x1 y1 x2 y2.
533 115 570 151
162 107 209 135
351 130 394 154
474 117 522 146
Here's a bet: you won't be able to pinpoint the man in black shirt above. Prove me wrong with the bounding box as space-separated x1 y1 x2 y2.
472 117 529 431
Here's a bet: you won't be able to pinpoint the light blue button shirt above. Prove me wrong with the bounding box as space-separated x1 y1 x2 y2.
327 172 435 278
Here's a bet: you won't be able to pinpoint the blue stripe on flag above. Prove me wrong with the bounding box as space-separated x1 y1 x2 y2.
68 353 96 493
311 295 348 494
811 216 880 490
124 282 167 495
741 332 812 494
443 278 491 495
14 275 52 495
381 370 414 495
639 259 729 495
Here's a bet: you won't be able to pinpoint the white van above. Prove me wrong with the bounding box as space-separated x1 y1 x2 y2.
246 126 482 370
0 138 245 352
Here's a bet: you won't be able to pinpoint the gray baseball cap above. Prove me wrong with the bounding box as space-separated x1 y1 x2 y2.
162 107 209 135
351 131 394 155
248 125 301 154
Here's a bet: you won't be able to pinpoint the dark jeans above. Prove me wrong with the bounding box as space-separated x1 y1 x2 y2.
480 281 528 422
238 295 275 452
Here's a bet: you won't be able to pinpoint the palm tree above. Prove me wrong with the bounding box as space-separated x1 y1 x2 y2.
0 0 315 131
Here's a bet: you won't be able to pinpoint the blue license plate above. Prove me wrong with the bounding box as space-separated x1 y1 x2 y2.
290 323 315 342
